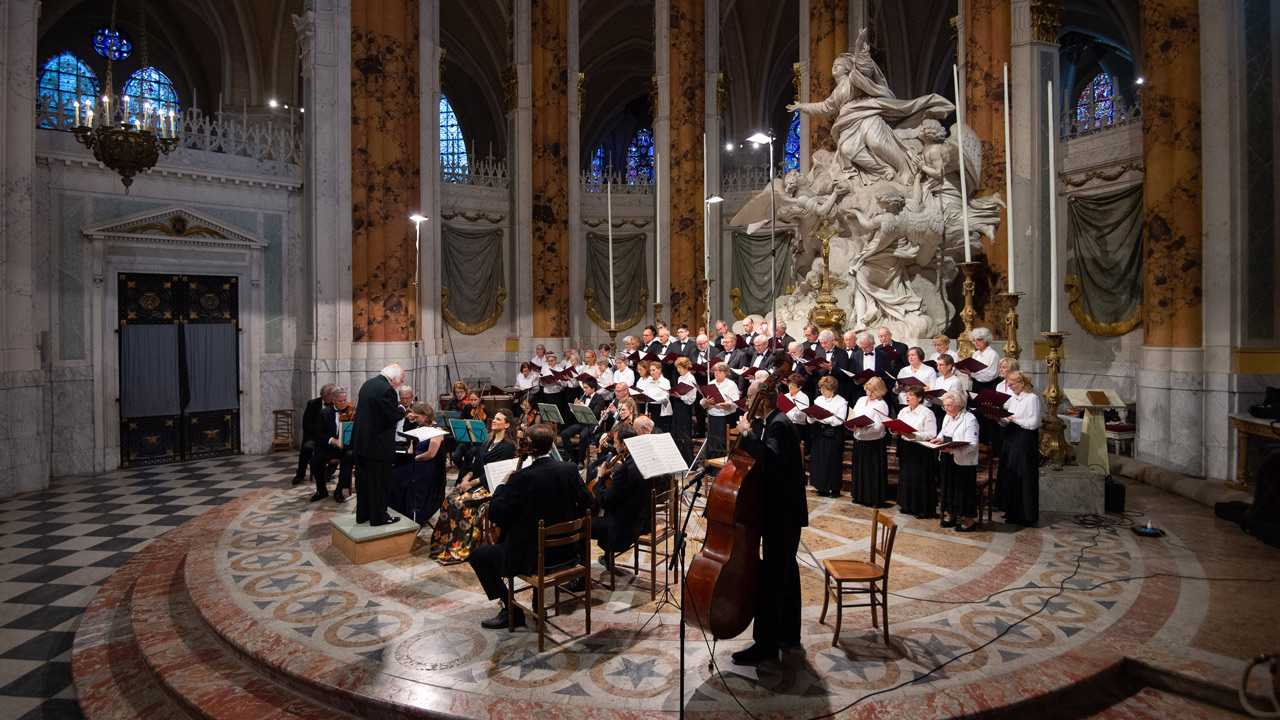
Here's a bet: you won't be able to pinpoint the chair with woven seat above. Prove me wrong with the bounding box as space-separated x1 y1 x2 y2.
820 509 898 645
705 427 740 471
629 483 678 601
271 410 295 453
507 512 593 651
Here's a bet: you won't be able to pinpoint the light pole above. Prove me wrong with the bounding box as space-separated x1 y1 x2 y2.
746 131 776 326
410 214 427 389
704 195 723 333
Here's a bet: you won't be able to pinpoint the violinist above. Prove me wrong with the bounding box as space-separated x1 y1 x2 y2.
428 408 517 565
587 396 636 480
560 377 606 467
450 389 486 476
730 378 806 665
308 386 355 504
445 381 472 470
469 423 593 629
589 422 652 556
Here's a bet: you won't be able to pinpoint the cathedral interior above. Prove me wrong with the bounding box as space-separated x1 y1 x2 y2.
0 0 1278 718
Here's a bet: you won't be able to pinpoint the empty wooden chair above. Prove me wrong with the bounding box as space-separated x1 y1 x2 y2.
820 509 898 645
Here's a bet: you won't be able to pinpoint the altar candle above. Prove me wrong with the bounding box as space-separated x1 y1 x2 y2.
1047 80 1060 332
103 95 109 125
702 133 710 303
169 110 175 137
953 65 972 263
86 109 93 127
655 150 661 306
73 101 80 126
1003 62 1015 293
608 174 615 329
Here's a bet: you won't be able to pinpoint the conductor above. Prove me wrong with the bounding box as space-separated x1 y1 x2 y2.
731 377 807 664
351 364 405 526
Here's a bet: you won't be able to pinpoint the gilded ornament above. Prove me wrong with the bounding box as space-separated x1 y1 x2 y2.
584 286 650 333
1030 0 1062 43
1064 274 1142 336
441 285 507 335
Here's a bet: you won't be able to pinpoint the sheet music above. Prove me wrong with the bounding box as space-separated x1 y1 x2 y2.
622 433 690 478
400 426 447 442
484 458 521 488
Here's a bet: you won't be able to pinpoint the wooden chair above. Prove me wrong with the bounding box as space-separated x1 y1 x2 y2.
629 484 678 602
508 513 593 651
271 410 295 453
705 427 740 470
820 509 898 646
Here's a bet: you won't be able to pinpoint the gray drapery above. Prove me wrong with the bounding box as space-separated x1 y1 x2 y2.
731 229 794 318
1065 183 1143 336
441 225 505 327
585 231 648 324
120 325 181 417
184 324 239 412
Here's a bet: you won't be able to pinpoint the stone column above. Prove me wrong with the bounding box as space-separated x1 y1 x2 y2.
529 0 570 340
567 0 582 342
667 0 706 328
807 0 849 154
417 0 443 397
350 0 420 346
511 0 533 344
1135 0 1204 473
703 0 720 331
655 0 671 328
964 0 1013 330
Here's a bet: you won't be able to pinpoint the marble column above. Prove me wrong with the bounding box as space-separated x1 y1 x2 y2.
350 0 420 344
417 0 444 399
1135 0 1205 474
703 0 720 330
964 0 1012 331
807 0 849 154
530 0 569 340
566 0 581 342
667 0 706 328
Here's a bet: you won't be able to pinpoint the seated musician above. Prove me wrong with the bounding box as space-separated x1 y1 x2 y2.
560 377 607 467
590 423 654 555
428 408 517 565
469 423 593 629
308 386 355 504
446 381 474 470
389 402 445 525
294 382 336 486
586 396 637 480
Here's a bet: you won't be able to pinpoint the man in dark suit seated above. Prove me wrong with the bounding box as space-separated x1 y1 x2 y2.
308 386 355 503
469 423 593 629
294 383 336 485
590 423 654 555
731 377 807 665
352 364 406 526
560 377 607 466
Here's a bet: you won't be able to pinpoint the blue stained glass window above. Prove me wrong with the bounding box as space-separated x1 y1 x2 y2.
37 52 99 130
440 95 469 180
587 145 605 192
783 111 801 172
626 128 654 185
122 67 179 126
1074 73 1125 130
92 27 132 60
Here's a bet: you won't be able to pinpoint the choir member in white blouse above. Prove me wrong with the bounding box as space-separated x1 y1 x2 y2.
895 347 939 407
783 371 812 460
514 362 539 393
996 372 1043 526
849 376 890 507
935 390 980 532
962 327 1002 392
994 357 1020 396
670 356 699 462
894 385 939 518
700 362 741 457
635 360 672 432
930 334 959 366
612 362 637 389
809 375 848 497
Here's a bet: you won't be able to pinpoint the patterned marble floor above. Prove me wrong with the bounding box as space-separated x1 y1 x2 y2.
3 454 1278 719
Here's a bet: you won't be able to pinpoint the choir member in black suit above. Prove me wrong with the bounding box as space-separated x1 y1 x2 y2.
770 320 797 352
688 333 715 438
295 382 336 485
670 356 699 463
875 326 909 378
309 386 354 503
351 364 406 526
719 333 751 392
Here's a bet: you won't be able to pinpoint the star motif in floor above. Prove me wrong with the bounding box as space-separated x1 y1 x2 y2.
260 574 306 592
343 615 396 640
821 652 886 681
241 552 287 569
917 634 965 660
292 594 343 617
502 649 561 679
606 656 665 689
977 616 1035 640
250 514 291 526
243 533 286 547
1042 598 1080 617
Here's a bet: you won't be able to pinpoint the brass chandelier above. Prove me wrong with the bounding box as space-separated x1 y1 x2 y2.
72 0 176 191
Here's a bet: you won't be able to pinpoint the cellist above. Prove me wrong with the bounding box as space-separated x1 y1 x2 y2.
730 377 807 665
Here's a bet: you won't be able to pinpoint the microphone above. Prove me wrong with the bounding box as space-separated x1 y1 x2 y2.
682 467 710 490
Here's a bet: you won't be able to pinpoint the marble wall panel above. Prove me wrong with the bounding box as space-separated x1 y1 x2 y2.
50 367 95 477
668 0 706 328
0 373 50 498
530 0 570 338
351 0 421 343
808 0 848 154
58 194 87 361
263 213 284 354
1140 0 1203 348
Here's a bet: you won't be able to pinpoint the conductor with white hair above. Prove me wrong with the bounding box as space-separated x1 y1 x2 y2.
352 364 405 526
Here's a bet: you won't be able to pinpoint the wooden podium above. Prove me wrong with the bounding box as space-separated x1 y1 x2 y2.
1064 388 1127 476
330 509 420 564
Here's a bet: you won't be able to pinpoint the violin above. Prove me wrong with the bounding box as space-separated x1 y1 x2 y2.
472 399 487 424
337 404 356 422
683 350 793 640
587 441 628 498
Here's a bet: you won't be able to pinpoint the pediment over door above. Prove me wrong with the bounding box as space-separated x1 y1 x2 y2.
81 206 268 250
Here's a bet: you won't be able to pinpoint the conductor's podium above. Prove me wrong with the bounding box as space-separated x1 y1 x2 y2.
330 509 420 564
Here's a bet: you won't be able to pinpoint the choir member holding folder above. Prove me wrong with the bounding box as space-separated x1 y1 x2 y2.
778 372 811 457
847 377 890 507
935 391 980 532
996 372 1043 526
700 362 742 456
895 347 938 407
807 375 848 497
891 387 938 518
671 356 699 463
635 360 672 433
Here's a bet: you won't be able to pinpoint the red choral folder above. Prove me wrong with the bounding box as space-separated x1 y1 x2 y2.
801 404 835 421
878 345 899 361
895 376 926 388
776 393 795 412
923 359 938 371
973 389 1011 407
671 383 696 396
697 384 726 404
882 417 917 435
953 357 988 374
845 414 874 429
853 369 878 384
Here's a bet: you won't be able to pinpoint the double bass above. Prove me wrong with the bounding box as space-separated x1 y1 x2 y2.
682 351 792 639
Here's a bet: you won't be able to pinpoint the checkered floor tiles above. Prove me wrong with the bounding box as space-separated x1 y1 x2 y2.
0 454 298 719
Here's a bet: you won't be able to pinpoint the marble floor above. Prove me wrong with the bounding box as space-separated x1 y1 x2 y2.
2 454 1278 718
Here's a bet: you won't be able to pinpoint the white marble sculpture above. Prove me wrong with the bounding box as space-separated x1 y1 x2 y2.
731 29 1003 340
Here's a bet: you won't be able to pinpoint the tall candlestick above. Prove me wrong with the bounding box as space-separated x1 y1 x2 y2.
1046 80 1059 332
608 173 615 329
73 101 80 127
1003 62 1015 293
655 150 661 306
103 95 109 126
953 65 972 263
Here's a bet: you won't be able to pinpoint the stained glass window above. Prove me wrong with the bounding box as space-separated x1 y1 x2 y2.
783 111 801 172
37 52 99 130
122 67 179 126
625 128 654 185
587 145 606 192
92 27 132 60
1074 73 1125 130
440 95 469 180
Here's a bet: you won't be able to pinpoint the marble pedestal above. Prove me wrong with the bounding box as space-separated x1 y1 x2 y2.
1039 465 1105 514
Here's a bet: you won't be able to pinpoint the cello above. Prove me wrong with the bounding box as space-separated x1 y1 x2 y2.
682 351 792 639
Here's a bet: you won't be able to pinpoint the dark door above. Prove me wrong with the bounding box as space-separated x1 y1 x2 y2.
118 273 241 467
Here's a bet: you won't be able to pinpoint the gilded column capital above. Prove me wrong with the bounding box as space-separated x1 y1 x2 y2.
502 65 517 113
1030 0 1062 43
577 72 585 115
717 73 728 116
